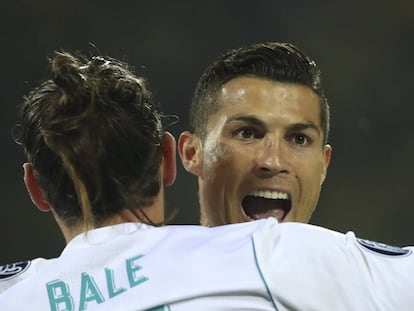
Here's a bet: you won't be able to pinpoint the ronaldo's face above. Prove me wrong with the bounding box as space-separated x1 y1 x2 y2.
198 77 331 226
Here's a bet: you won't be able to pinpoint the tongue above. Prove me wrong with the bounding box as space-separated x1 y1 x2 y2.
242 196 286 220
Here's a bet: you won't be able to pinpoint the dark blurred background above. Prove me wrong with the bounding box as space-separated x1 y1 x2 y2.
1 0 413 264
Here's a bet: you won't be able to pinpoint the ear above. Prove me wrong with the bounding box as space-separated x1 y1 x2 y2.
161 132 177 187
320 144 332 184
23 163 52 212
178 131 203 177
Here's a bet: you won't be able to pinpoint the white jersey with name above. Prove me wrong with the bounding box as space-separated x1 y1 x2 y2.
0 218 413 310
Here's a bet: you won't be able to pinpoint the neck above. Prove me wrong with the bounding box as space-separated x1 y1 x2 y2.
56 189 165 243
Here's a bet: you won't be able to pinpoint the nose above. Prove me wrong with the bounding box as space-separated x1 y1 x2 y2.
254 137 290 177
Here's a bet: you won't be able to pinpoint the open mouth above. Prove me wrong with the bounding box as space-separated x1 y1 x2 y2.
242 190 291 222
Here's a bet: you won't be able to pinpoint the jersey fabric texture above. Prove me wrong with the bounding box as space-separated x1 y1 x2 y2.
0 218 413 311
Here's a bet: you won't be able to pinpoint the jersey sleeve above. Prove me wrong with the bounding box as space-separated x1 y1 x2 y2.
252 220 414 311
0 258 52 295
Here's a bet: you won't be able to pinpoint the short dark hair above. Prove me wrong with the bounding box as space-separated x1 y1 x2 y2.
17 51 164 229
190 42 330 145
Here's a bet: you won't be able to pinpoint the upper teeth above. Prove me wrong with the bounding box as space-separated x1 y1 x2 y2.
249 190 288 200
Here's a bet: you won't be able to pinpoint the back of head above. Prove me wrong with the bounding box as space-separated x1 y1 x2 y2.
17 51 164 229
190 42 330 144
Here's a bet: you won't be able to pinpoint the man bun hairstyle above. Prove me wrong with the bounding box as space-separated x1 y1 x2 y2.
18 51 164 229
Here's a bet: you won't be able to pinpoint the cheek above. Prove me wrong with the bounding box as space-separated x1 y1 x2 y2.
298 154 326 185
203 142 236 181
204 141 233 167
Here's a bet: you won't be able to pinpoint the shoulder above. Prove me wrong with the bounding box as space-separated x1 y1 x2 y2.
355 238 412 257
0 260 32 281
0 258 52 294
165 219 268 241
252 221 414 309
253 220 413 258
144 220 271 255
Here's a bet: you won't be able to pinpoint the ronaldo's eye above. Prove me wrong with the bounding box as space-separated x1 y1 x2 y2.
293 134 309 145
237 128 254 139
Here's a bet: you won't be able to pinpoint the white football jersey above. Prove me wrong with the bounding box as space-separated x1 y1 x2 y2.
0 218 413 310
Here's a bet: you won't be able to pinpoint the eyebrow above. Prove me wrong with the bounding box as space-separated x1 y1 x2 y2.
226 115 322 136
225 115 266 127
287 122 321 136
